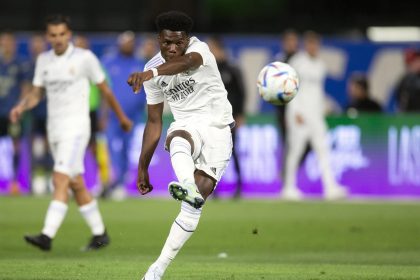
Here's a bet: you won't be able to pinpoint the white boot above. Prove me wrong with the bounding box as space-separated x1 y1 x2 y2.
142 262 163 280
324 184 348 200
281 186 304 201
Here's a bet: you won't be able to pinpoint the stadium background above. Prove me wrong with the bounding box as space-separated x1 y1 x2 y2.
2 1 420 280
1 0 419 198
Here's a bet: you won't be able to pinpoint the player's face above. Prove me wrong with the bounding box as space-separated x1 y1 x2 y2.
304 38 320 57
46 23 72 55
158 30 189 61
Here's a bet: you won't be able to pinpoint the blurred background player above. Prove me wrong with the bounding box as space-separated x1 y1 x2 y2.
207 36 245 198
395 49 420 112
101 31 146 199
26 34 52 195
0 31 32 194
74 34 110 195
282 31 347 200
346 72 382 115
272 30 305 186
9 14 132 251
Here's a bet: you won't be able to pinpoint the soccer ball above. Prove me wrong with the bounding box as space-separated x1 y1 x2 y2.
257 61 299 105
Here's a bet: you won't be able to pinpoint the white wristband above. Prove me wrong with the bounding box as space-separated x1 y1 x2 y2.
150 67 158 77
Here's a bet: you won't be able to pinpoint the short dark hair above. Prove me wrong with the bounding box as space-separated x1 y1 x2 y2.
45 14 71 30
155 11 193 34
303 30 320 42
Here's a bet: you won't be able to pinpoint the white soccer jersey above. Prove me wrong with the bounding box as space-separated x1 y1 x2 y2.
143 37 234 127
287 51 327 120
33 43 105 141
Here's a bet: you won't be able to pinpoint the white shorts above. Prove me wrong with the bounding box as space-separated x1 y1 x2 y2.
166 122 233 182
49 135 89 178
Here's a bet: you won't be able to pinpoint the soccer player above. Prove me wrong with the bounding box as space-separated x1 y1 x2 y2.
127 11 234 280
9 14 133 251
282 31 347 200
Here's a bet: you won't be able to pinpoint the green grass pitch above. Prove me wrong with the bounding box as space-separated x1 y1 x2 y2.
1 196 420 279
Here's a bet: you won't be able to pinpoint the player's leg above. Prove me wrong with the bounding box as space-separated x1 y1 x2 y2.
282 121 309 200
230 127 242 198
70 175 109 250
143 171 214 280
24 140 73 252
142 125 231 280
24 171 71 250
310 120 347 200
66 133 109 250
166 130 204 208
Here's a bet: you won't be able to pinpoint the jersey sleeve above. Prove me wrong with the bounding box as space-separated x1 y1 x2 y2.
143 79 164 104
185 40 212 66
32 55 44 87
85 50 106 84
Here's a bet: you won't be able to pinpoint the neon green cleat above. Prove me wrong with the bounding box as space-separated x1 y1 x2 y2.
168 181 205 209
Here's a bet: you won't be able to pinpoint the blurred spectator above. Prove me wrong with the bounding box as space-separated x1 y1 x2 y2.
101 31 146 198
0 31 31 194
26 34 52 195
137 34 159 61
207 36 245 198
283 31 347 200
346 72 382 115
395 49 420 112
74 34 110 194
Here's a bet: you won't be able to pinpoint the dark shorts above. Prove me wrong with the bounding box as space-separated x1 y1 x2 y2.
31 117 47 136
89 110 99 144
0 117 20 138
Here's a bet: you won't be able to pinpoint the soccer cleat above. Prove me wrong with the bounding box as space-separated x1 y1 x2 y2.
281 186 304 201
84 230 110 251
324 185 348 200
168 181 205 209
24 233 52 251
141 263 163 280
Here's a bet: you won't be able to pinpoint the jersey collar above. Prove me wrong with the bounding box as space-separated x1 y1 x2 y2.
53 43 75 59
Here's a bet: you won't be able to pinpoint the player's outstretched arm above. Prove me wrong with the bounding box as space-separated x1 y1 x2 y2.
9 86 44 123
97 81 133 132
137 103 164 195
127 52 203 93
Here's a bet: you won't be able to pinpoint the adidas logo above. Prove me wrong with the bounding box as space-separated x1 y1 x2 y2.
210 167 217 175
161 81 168 87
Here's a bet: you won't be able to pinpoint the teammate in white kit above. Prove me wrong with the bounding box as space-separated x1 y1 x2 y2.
283 31 347 200
127 11 234 280
9 15 132 251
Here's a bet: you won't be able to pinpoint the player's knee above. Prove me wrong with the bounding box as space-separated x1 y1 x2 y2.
165 130 194 154
52 172 70 189
169 136 192 157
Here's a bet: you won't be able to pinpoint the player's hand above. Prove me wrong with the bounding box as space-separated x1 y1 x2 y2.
9 105 24 124
137 169 153 195
120 116 133 132
127 71 154 94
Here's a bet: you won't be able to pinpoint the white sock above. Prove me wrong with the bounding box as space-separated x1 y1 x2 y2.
155 202 202 272
170 137 195 184
41 200 68 238
79 200 105 236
